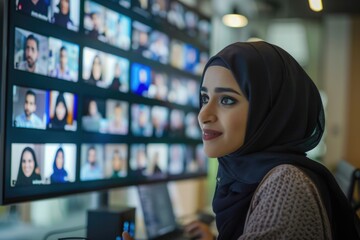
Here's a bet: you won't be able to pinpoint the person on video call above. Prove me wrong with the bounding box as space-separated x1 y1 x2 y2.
147 151 162 176
110 149 126 178
133 30 149 56
132 145 147 177
17 34 45 74
148 32 169 64
15 146 42 186
109 62 124 91
133 105 152 136
48 93 68 130
134 68 149 96
151 107 168 138
14 90 44 129
82 100 103 132
80 146 103 180
110 16 130 50
169 145 184 175
123 41 360 240
169 109 184 137
51 0 75 30
107 102 127 135
17 0 48 17
86 54 104 87
50 46 74 81
88 11 106 40
50 147 68 183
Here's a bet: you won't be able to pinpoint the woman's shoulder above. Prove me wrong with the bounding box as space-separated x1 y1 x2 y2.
262 164 311 184
254 164 320 203
243 164 332 239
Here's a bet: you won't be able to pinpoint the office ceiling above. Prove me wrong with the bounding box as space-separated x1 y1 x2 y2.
208 0 360 19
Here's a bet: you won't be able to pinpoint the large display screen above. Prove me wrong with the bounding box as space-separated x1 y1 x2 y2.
0 0 211 204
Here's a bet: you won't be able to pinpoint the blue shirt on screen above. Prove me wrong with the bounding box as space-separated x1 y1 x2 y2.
14 113 44 129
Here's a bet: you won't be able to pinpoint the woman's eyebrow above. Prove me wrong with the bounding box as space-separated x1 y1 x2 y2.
215 87 242 95
200 86 208 92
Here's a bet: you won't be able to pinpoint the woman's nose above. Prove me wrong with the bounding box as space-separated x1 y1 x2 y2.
198 103 217 125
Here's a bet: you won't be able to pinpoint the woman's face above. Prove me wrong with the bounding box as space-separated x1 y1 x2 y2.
112 152 123 171
60 0 69 15
198 66 249 158
88 148 97 164
56 151 64 169
92 56 102 80
22 150 35 177
55 101 66 121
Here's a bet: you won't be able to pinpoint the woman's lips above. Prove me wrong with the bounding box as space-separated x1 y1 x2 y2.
202 129 222 141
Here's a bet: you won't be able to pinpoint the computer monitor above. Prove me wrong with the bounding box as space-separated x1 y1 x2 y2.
0 0 211 205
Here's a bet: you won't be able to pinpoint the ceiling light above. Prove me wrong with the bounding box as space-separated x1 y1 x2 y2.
308 0 323 12
222 7 248 28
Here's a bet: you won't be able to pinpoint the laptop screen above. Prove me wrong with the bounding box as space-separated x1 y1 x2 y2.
138 182 178 239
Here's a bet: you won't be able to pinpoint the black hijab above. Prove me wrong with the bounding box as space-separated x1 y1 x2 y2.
49 93 68 129
201 42 359 239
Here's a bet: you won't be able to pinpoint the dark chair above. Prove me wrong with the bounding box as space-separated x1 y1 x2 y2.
334 160 360 211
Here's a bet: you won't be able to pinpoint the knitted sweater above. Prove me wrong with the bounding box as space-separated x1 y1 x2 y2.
239 164 332 240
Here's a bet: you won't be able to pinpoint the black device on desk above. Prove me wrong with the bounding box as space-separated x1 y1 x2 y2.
138 182 192 240
87 206 135 240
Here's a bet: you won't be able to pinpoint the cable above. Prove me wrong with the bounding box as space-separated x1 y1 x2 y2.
42 225 87 240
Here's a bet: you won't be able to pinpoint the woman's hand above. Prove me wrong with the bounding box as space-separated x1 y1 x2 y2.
122 231 134 240
184 221 214 240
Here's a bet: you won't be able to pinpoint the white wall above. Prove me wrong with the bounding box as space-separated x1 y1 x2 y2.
322 15 351 169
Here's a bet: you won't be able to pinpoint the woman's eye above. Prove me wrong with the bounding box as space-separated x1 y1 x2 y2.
220 97 236 105
201 94 209 104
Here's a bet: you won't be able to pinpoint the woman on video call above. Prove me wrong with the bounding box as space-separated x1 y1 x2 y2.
87 54 103 86
50 147 68 183
123 41 360 240
48 93 68 130
16 146 42 186
52 0 75 30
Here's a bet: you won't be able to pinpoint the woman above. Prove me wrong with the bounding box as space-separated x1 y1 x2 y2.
87 55 103 86
16 147 42 186
123 41 360 239
52 0 75 30
48 93 68 130
82 99 103 132
50 147 68 183
109 62 123 91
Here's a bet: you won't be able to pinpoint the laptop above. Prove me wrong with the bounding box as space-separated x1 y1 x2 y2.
137 182 192 240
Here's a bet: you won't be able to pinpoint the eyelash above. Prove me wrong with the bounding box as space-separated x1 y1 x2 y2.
221 96 237 105
200 94 237 106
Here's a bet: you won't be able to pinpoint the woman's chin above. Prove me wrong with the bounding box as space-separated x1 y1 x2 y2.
204 149 220 158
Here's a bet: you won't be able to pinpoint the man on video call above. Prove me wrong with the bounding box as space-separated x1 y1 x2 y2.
14 90 44 129
17 34 45 74
50 46 74 81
